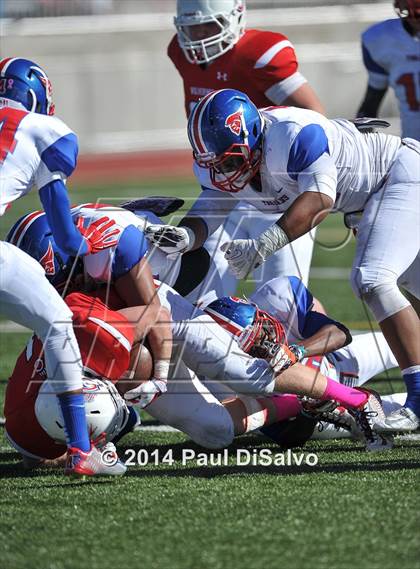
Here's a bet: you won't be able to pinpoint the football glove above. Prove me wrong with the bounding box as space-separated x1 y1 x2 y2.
123 378 167 409
76 216 120 255
220 239 264 279
144 224 194 258
270 343 306 374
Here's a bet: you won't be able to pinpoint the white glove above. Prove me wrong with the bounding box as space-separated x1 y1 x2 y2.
144 224 194 258
124 378 167 409
220 239 264 279
221 224 290 279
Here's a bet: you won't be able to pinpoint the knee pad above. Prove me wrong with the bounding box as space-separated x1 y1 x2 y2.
351 270 410 322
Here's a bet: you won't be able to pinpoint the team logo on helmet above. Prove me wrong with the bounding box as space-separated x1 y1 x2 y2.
39 241 55 275
225 108 243 136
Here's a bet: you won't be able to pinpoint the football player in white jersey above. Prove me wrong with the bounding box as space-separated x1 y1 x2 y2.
357 0 420 140
9 204 394 448
0 57 126 476
145 88 420 431
168 0 325 294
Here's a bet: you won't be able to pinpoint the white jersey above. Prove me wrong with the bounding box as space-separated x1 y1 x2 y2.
249 275 399 384
190 107 402 229
70 204 181 287
0 102 78 216
362 18 420 140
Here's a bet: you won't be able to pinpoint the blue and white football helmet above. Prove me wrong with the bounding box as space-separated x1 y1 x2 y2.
204 296 285 358
188 89 264 192
6 211 78 290
0 57 55 115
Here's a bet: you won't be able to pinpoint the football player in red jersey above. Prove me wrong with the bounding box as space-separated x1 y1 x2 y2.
169 0 325 115
4 286 163 469
168 0 325 296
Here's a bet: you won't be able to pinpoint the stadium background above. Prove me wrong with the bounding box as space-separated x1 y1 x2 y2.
0 3 418 569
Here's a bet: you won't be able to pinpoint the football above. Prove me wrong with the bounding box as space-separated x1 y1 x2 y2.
116 343 153 396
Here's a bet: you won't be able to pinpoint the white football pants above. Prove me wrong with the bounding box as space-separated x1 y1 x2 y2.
0 241 83 393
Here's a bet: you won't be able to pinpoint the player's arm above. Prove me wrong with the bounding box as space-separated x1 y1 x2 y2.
281 83 325 115
299 311 352 356
221 125 336 279
37 132 117 257
113 226 172 384
145 186 238 254
255 32 325 114
357 85 387 118
39 180 89 256
356 32 389 118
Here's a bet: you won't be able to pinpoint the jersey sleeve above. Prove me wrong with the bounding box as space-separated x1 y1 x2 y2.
241 31 307 104
249 275 313 342
34 116 78 190
361 24 389 91
112 225 149 280
286 123 337 202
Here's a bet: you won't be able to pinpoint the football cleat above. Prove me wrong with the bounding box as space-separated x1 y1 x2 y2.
348 389 394 451
301 398 359 437
65 444 126 477
383 406 419 432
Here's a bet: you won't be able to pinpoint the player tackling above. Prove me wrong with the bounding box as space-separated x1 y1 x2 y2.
146 88 420 431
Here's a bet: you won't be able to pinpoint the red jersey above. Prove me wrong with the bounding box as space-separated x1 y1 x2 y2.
168 28 306 117
4 288 135 459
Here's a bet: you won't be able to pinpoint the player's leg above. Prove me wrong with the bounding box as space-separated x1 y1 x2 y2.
147 358 236 449
350 142 420 427
330 331 398 387
198 215 240 298
148 356 302 448
398 252 420 317
0 242 124 475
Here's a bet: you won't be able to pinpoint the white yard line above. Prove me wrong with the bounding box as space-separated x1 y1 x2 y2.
0 419 419 441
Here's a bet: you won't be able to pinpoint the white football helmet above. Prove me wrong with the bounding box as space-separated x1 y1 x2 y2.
175 0 246 64
35 377 130 445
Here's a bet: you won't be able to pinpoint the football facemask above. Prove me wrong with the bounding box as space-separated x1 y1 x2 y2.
175 0 245 64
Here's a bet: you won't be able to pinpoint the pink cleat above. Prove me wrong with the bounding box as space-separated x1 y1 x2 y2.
65 444 126 477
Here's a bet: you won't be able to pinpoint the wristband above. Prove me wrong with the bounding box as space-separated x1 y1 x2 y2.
289 344 307 362
256 224 290 258
153 360 170 382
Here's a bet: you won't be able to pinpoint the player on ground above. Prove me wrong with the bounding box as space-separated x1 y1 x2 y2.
9 207 393 448
4 284 166 467
145 88 420 431
6 203 174 409
357 0 420 140
9 278 397 458
169 0 325 292
0 57 125 475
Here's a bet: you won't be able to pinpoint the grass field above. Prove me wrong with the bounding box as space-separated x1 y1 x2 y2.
0 178 419 569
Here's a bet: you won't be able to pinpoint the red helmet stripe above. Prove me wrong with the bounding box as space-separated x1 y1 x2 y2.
190 90 225 155
0 58 18 77
204 306 244 336
9 210 45 248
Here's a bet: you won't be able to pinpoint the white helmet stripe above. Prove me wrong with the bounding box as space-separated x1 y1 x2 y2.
9 211 45 248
